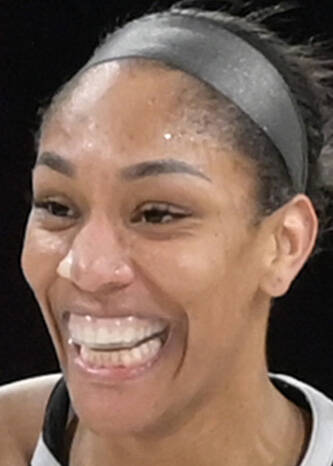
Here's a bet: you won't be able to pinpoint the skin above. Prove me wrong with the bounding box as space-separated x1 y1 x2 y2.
1 61 317 465
0 374 61 465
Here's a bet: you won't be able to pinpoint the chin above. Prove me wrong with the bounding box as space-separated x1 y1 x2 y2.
67 376 172 437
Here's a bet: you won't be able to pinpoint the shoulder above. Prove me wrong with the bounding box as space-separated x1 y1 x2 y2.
0 373 62 464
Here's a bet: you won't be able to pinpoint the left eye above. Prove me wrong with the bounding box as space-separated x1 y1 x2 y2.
131 202 190 224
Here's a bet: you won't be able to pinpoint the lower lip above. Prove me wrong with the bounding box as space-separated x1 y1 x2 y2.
69 334 169 384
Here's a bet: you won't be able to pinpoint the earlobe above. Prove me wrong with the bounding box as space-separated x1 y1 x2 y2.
259 195 318 298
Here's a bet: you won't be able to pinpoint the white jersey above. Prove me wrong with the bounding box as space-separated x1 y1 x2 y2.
31 374 333 466
271 374 333 465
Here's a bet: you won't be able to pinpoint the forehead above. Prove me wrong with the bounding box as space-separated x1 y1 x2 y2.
46 60 200 133
43 59 235 146
39 60 254 188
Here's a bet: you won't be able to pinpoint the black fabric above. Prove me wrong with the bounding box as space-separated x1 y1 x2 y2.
42 377 70 466
272 376 311 412
84 13 308 192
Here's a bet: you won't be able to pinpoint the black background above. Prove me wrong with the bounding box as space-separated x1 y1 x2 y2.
1 0 333 394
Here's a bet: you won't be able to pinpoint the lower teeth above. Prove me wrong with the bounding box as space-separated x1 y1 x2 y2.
80 336 162 368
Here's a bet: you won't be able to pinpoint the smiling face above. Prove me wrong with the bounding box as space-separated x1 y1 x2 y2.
21 61 273 436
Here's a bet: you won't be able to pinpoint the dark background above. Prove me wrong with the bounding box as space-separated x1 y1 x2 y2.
1 0 333 394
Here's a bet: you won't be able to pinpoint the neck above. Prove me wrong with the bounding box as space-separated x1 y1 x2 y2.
71 377 309 466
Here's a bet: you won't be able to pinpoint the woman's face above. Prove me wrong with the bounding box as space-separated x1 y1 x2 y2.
22 61 271 436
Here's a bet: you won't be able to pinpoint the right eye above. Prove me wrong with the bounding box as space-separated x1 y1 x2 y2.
33 200 76 218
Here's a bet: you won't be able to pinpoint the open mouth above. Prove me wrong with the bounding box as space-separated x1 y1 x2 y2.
67 313 169 370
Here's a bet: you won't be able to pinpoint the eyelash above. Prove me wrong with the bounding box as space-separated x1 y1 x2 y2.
132 202 190 224
33 200 190 225
33 200 75 218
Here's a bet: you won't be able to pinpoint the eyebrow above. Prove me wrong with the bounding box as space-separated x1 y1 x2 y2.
34 152 75 177
120 159 211 182
34 152 211 183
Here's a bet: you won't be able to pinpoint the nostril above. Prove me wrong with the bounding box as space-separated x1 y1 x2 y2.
56 238 135 292
66 256 135 293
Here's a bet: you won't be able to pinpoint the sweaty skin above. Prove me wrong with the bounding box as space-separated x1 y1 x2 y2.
1 61 316 466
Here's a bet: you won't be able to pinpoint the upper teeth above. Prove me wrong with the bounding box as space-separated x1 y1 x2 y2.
68 314 166 350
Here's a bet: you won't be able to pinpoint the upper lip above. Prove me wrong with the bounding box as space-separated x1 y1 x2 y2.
61 302 170 324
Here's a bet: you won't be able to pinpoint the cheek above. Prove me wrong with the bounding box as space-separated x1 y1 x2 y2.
135 233 231 316
21 219 68 297
135 231 258 341
134 234 258 394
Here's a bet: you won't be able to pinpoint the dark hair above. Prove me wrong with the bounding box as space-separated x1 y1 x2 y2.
41 1 333 251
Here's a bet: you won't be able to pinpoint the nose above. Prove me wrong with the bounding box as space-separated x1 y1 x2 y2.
57 216 135 293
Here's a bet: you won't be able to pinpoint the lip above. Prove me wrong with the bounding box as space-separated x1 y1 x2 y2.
68 326 171 384
60 301 178 384
62 306 170 323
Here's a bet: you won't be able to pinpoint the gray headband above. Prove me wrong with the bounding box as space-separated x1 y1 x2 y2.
84 13 308 192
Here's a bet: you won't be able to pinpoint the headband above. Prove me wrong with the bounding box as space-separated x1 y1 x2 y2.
84 13 308 192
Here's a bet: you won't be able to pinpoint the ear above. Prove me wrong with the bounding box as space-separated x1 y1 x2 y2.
259 194 318 297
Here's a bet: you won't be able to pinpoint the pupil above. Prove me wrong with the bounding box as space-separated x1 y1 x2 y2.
51 203 67 216
146 208 166 223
